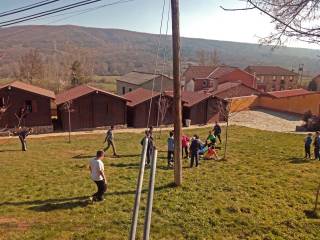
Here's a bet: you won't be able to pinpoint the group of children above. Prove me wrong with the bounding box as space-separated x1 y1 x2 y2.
304 131 320 160
167 122 222 168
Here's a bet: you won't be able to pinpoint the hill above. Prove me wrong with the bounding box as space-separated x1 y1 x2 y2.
0 25 319 77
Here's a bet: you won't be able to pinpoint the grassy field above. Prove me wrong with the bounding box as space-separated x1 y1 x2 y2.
88 76 117 93
1 126 320 240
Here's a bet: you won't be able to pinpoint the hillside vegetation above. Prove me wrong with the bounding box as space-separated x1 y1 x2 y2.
0 25 319 79
1 126 320 239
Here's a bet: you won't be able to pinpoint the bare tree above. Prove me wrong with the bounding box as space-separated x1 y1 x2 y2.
18 49 44 84
196 49 220 66
0 97 10 131
222 0 320 45
63 101 73 143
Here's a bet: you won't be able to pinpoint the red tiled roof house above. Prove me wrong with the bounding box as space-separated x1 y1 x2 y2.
182 65 256 91
56 85 127 131
0 81 55 132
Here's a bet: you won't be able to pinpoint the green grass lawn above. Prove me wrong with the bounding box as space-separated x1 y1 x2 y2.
1 126 320 240
89 76 118 93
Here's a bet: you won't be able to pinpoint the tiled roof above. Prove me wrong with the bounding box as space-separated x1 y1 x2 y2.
117 71 171 85
211 82 242 94
183 66 217 80
56 85 127 105
124 88 160 107
267 88 313 98
208 66 237 79
165 90 212 107
0 81 55 99
245 66 298 76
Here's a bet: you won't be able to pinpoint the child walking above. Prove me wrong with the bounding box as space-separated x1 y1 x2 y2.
167 131 174 167
304 133 312 159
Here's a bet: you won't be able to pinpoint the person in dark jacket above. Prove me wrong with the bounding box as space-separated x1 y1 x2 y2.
304 133 312 159
17 127 32 151
213 121 222 144
314 131 320 160
141 130 154 166
190 135 201 168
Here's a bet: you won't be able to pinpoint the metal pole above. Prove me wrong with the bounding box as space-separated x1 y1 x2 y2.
171 0 182 186
129 138 149 240
68 106 71 143
143 149 158 240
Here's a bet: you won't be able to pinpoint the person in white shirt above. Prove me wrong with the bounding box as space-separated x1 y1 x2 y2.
89 150 107 201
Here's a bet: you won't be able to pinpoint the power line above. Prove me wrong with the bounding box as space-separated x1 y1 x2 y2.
0 0 61 18
0 0 133 38
0 0 103 27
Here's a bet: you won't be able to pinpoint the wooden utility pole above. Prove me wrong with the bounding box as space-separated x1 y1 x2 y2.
171 0 182 186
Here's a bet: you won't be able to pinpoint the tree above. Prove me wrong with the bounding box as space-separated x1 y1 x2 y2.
0 97 10 131
308 79 318 91
70 60 84 87
196 49 220 66
63 101 74 143
18 49 44 84
222 0 320 45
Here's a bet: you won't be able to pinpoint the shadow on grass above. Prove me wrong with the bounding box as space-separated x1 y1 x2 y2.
117 154 141 158
289 157 311 164
0 196 88 207
72 154 94 159
304 210 320 219
110 163 140 168
0 149 21 152
108 182 175 196
28 200 90 212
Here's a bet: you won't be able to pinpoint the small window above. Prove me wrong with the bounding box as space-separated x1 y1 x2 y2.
25 100 32 113
273 76 276 80
122 87 125 95
129 88 132 92
280 80 285 85
202 80 207 87
0 97 4 108
32 100 38 113
289 76 293 81
281 76 284 80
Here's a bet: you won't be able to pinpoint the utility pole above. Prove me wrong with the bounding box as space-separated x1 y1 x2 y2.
171 0 182 186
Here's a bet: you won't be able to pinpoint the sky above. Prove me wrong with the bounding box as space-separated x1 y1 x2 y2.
0 0 318 49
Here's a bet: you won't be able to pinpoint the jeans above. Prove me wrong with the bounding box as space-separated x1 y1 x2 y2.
315 147 320 160
305 145 311 158
190 151 199 167
93 180 107 201
215 134 222 143
183 146 189 158
19 136 27 151
167 150 174 165
104 140 117 155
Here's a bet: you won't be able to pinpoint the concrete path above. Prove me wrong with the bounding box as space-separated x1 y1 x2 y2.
229 109 303 133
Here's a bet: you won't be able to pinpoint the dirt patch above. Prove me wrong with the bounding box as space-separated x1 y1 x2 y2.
0 217 29 231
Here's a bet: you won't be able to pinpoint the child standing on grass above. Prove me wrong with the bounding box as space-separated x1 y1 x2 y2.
190 135 201 168
304 133 313 159
141 130 154 166
167 131 174 167
182 134 190 159
314 131 320 160
213 121 222 144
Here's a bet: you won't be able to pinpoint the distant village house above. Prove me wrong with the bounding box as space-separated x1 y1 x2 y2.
116 71 173 95
245 66 299 92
